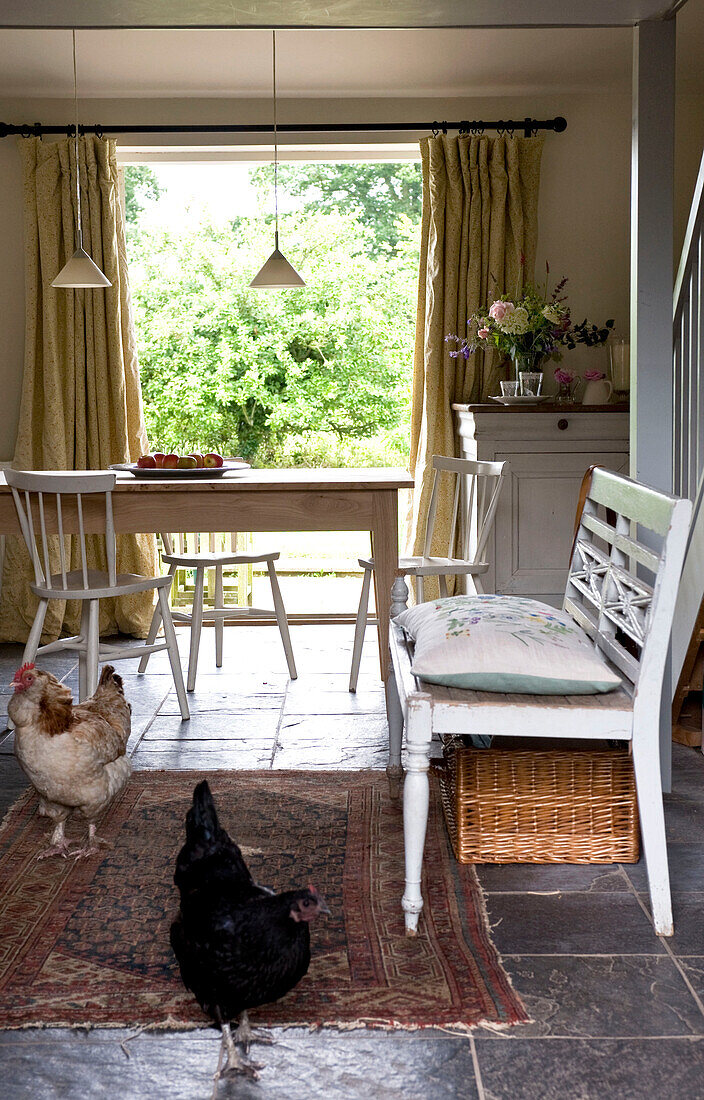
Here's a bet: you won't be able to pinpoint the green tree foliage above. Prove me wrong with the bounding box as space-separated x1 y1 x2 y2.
123 165 163 225
126 162 421 466
249 161 422 256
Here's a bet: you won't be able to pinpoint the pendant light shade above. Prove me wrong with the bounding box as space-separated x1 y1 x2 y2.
250 31 304 290
51 30 111 290
52 239 111 288
249 233 305 289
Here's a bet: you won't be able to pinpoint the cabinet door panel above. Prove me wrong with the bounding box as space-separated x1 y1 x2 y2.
494 451 629 597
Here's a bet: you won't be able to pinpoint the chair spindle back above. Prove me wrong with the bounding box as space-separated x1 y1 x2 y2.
423 456 506 564
5 470 118 591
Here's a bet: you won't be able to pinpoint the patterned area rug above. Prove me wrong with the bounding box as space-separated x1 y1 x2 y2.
0 770 527 1032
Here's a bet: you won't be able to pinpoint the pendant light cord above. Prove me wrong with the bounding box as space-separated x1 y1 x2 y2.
272 29 279 250
72 28 82 248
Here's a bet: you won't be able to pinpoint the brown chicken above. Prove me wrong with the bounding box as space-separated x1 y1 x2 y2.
8 663 132 859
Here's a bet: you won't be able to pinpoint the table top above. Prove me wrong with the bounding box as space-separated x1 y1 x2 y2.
0 466 414 493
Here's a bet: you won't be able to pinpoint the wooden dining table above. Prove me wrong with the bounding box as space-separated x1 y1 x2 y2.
0 466 413 680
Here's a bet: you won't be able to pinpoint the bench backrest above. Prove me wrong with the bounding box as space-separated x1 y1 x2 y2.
564 467 692 696
671 466 704 695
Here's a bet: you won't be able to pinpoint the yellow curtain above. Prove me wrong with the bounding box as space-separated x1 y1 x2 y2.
408 134 544 585
0 136 158 643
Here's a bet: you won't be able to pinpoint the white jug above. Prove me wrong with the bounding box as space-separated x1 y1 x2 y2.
581 378 613 405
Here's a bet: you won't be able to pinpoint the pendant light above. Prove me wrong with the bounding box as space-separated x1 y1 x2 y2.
51 29 111 289
249 30 305 289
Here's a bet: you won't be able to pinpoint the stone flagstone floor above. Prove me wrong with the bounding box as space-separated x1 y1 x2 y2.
0 623 703 1099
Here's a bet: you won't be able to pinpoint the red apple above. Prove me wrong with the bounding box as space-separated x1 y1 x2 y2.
137 454 156 469
162 453 179 469
188 453 205 468
153 452 166 468
203 452 224 469
177 455 198 470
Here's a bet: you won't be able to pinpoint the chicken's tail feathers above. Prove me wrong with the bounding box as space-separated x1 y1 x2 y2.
98 664 124 694
186 779 219 845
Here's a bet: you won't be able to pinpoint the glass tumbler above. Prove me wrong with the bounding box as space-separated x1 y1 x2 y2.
609 339 630 397
519 371 543 397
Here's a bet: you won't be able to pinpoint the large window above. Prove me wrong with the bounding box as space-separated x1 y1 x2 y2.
124 157 421 470
122 154 421 616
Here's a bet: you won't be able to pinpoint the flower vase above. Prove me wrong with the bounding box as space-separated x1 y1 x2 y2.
555 381 573 405
512 353 535 382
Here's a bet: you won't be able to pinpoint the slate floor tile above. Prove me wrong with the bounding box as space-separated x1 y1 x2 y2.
160 691 285 714
278 714 388 741
115 675 172 715
478 955 704 1038
483 892 665 955
475 1036 704 1100
0 1029 479 1100
286 673 377 695
670 746 704 802
272 742 389 769
131 748 273 770
677 957 704 1002
476 863 633 894
284 690 386 715
664 799 704 843
0 755 27 814
144 711 281 740
626 844 704 893
640 893 704 957
171 673 289 695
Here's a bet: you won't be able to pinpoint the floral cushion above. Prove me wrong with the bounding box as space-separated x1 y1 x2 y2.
395 595 622 694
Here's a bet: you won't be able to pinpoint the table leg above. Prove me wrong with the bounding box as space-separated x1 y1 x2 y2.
371 490 399 682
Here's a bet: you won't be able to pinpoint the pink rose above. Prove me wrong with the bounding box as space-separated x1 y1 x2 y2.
584 369 605 381
477 327 490 339
488 300 514 323
554 368 574 385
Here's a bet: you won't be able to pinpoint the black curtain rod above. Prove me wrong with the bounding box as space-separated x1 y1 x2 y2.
0 116 566 140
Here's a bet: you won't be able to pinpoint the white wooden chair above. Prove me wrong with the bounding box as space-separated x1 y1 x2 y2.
349 456 506 692
6 469 189 717
138 531 297 692
387 467 692 937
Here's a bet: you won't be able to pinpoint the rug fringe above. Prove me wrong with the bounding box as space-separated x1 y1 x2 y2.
2 1017 497 1036
471 865 531 1027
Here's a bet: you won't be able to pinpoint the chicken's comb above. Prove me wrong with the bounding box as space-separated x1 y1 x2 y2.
12 662 35 682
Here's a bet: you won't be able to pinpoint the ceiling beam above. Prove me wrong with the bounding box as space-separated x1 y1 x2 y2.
0 1 688 30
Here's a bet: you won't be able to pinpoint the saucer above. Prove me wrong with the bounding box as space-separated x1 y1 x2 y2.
489 395 550 406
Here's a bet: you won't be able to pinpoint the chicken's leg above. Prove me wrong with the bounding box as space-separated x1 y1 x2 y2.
37 820 75 860
219 1021 261 1080
71 823 113 860
234 1010 273 1054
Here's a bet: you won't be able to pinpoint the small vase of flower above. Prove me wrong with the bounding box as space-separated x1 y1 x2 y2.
554 367 576 404
581 369 613 405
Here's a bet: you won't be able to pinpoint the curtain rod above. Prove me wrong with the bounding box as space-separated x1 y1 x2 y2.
0 116 566 140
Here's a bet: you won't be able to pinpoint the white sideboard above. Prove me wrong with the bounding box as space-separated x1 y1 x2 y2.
453 403 630 606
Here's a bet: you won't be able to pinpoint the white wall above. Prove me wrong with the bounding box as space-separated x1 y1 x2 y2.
0 86 700 458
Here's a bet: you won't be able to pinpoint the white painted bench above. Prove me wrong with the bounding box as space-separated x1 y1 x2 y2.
386 468 692 937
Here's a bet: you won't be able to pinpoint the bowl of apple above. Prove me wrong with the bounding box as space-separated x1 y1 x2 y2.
110 452 250 479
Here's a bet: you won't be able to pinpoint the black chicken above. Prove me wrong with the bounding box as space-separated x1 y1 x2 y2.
170 780 329 1080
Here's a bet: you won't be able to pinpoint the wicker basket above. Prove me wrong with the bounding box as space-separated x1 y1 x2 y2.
437 739 640 864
